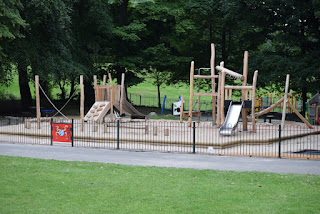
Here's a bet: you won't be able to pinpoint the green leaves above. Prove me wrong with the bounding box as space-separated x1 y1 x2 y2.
113 21 146 42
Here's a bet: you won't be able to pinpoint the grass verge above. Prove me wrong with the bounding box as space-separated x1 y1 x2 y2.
0 155 319 213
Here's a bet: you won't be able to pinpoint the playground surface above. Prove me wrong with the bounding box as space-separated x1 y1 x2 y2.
0 143 319 175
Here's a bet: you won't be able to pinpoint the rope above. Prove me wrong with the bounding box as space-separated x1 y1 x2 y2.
38 84 69 120
51 88 79 118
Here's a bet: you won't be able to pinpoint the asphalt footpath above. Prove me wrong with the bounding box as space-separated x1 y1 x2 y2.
0 143 319 175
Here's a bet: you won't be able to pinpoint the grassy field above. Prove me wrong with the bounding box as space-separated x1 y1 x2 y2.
0 73 215 101
1 155 319 213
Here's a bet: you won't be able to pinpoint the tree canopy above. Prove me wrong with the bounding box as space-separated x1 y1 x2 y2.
0 0 319 114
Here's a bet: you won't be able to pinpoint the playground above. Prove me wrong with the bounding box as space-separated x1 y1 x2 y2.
1 43 319 159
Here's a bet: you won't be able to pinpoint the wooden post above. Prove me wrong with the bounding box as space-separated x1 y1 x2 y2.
252 71 258 133
242 51 249 131
120 73 125 115
210 43 216 125
108 73 114 121
188 61 195 127
153 126 157 136
281 74 290 129
35 75 41 129
102 75 107 100
93 75 97 102
164 128 169 136
103 75 107 85
80 75 84 132
180 95 184 123
217 72 222 127
228 89 232 100
197 95 201 123
220 71 226 124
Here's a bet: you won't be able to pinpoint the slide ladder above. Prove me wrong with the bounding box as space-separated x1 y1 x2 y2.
219 101 243 136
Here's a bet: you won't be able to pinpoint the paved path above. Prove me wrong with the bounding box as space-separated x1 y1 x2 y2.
0 143 319 175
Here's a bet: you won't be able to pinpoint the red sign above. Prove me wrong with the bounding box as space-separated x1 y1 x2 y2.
51 123 73 143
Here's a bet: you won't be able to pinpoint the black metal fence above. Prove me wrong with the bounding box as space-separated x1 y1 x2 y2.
0 116 319 159
128 93 213 111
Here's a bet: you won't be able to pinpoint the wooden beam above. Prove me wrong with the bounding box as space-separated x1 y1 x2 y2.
194 75 219 79
120 73 125 115
188 61 194 126
254 93 292 117
229 88 232 100
193 92 218 96
220 71 226 123
287 102 313 129
103 75 107 85
108 73 113 121
215 66 244 80
281 74 290 129
80 75 84 132
211 43 216 125
93 75 97 102
224 85 253 90
217 72 222 127
252 70 258 133
35 75 41 129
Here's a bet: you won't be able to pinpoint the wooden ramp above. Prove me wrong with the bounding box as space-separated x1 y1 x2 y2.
84 101 110 122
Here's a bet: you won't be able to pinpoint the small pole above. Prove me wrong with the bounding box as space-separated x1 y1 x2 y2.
50 118 53 146
140 95 142 106
117 120 120 149
193 122 196 153
278 125 281 158
71 119 74 147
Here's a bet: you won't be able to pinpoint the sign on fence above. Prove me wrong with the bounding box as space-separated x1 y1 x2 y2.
51 122 73 143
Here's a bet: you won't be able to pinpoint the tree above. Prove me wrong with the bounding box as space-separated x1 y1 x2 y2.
250 0 320 114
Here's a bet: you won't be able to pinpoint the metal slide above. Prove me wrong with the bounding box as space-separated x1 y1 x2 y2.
219 101 243 136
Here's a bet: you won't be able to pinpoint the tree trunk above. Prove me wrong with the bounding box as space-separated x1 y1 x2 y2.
17 61 32 108
302 86 307 116
69 78 75 100
119 0 129 26
157 82 161 108
58 81 66 101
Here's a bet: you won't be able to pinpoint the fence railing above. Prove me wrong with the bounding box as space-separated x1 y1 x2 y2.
128 93 305 113
0 117 319 159
128 93 213 111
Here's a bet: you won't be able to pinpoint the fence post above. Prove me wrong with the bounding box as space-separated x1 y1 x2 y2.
278 125 281 158
193 122 196 153
117 120 120 149
71 119 74 147
140 95 142 106
50 118 53 146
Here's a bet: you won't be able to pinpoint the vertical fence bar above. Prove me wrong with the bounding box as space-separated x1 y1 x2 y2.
117 120 120 149
50 118 53 146
278 125 281 158
193 122 196 153
71 119 74 147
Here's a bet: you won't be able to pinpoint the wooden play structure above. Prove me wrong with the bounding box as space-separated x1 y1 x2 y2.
180 43 312 134
33 73 145 130
84 73 146 123
34 75 85 130
182 43 258 134
180 44 218 125
253 74 313 129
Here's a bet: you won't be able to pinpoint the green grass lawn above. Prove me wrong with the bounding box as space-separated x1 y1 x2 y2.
1 155 319 213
